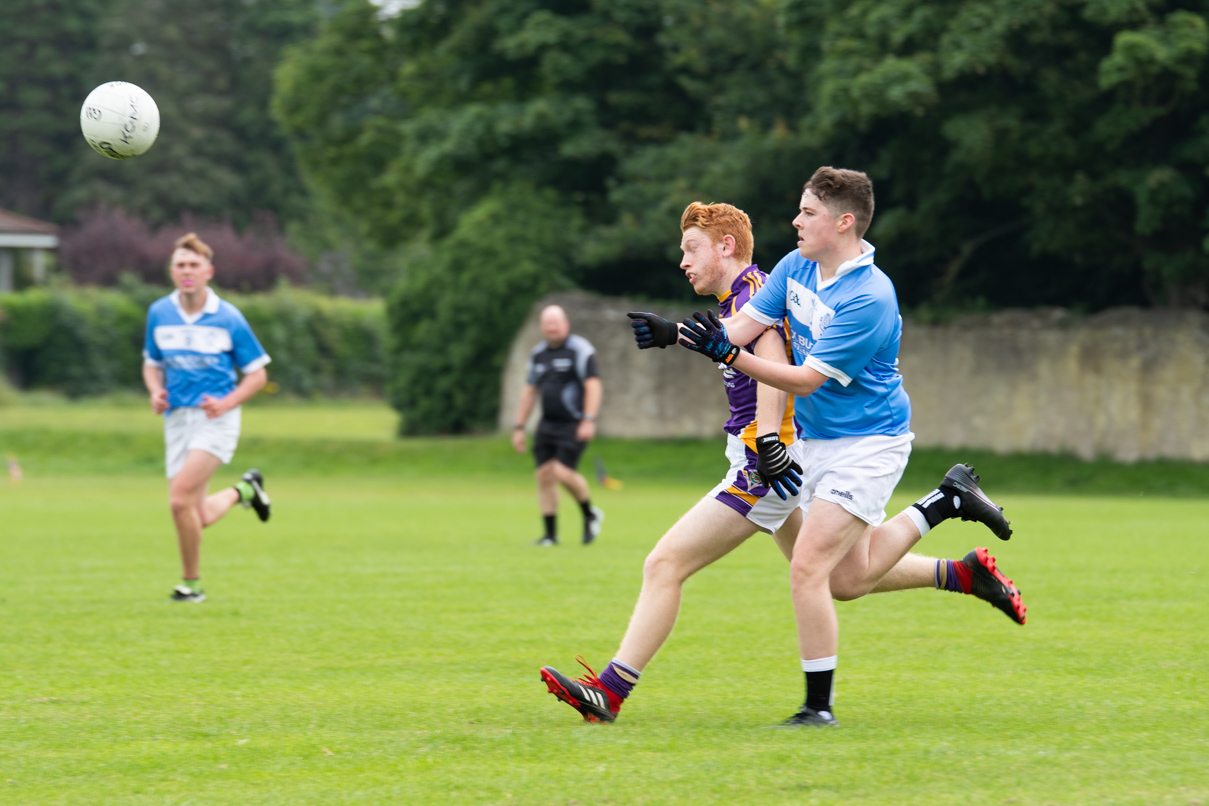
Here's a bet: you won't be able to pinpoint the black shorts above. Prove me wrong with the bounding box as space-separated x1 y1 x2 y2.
533 420 589 470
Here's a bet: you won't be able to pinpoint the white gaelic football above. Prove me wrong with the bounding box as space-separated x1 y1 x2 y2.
80 82 160 159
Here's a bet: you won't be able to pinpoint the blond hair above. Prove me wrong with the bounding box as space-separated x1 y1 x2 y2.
680 202 754 266
173 232 213 262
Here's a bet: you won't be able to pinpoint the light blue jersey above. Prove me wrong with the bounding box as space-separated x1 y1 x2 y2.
741 242 911 440
143 289 270 413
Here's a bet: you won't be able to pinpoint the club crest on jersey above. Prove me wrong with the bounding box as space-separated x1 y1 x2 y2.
743 469 764 487
786 278 836 339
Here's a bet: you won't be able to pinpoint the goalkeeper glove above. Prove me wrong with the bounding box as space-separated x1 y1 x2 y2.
627 311 678 349
754 433 803 501
678 310 740 365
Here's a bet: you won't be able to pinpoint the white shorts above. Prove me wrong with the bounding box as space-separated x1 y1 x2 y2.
164 406 242 479
708 434 805 534
797 432 914 526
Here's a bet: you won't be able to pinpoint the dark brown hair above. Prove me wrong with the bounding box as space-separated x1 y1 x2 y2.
804 167 875 238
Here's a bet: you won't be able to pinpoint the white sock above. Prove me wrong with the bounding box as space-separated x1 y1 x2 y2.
904 505 931 537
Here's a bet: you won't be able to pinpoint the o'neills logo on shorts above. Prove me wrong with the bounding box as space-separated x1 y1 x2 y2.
830 489 853 500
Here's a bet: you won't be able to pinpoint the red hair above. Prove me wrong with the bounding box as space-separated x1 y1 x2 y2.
680 202 754 265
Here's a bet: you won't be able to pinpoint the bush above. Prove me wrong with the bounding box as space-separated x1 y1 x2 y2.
0 287 145 397
230 287 388 397
0 284 386 398
388 186 577 434
59 208 306 291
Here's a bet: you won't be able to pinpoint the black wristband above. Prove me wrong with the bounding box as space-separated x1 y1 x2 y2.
755 433 781 449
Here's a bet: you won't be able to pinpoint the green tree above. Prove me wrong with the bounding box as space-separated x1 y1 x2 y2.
275 0 800 298
0 0 113 219
61 0 321 228
785 0 1209 308
387 184 576 434
273 0 814 430
277 0 1209 429
280 0 1209 311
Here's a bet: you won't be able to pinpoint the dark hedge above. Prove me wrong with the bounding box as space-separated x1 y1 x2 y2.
0 285 386 398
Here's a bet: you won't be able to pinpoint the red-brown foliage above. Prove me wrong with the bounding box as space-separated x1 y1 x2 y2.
60 208 306 291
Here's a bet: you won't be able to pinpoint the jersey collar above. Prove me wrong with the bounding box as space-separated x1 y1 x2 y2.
169 288 221 325
818 241 876 290
717 264 759 303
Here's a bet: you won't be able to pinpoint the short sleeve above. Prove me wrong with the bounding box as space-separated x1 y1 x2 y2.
229 310 271 373
582 352 599 379
803 293 896 386
740 254 792 326
143 309 163 367
526 351 539 385
568 335 598 382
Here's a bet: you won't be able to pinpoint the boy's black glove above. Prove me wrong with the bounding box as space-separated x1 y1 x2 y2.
754 433 803 501
627 311 678 349
678 310 740 365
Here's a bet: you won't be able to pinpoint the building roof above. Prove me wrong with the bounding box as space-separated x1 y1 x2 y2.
0 208 59 236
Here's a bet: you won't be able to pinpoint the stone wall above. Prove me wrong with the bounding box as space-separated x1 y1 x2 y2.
498 291 730 439
499 294 1209 461
901 308 1209 462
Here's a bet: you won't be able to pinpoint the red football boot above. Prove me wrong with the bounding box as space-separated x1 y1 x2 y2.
540 656 623 723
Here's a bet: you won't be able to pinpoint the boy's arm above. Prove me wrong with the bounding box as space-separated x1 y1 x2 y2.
142 363 169 414
734 350 829 399
752 328 791 437
720 310 768 349
199 368 268 419
681 310 830 398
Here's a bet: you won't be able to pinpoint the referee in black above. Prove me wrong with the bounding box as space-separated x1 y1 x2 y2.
511 304 604 545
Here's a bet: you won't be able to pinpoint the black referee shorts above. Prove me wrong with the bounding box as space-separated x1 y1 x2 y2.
533 420 589 470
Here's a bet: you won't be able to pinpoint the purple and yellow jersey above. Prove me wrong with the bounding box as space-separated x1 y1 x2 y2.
717 265 797 448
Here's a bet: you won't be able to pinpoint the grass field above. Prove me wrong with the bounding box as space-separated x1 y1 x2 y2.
1 401 1207 804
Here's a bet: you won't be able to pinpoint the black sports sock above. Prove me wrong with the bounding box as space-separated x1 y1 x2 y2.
543 514 556 539
804 669 834 713
911 487 960 529
579 499 594 520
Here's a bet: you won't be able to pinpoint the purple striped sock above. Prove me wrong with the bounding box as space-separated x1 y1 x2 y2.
943 559 964 593
598 659 641 700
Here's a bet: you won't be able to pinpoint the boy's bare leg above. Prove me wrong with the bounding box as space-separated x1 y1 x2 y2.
202 487 241 527
789 500 869 663
615 498 756 670
829 510 927 599
168 450 223 580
